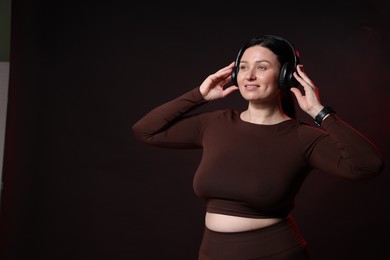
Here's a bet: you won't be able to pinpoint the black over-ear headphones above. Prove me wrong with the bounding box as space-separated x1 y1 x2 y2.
231 35 301 91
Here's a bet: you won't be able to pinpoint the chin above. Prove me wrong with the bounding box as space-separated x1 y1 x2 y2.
240 92 261 100
241 96 262 102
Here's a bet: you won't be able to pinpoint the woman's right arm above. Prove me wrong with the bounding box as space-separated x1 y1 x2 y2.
131 87 207 149
132 62 239 149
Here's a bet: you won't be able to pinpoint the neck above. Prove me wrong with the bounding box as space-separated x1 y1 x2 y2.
241 103 290 125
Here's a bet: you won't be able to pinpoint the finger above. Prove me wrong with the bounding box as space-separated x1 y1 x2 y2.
297 65 316 86
209 69 230 83
290 87 303 100
217 62 235 74
221 75 233 87
293 72 308 87
293 72 317 92
223 86 239 96
214 64 234 80
290 87 308 110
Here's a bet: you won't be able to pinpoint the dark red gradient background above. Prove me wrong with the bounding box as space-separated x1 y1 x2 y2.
0 1 389 259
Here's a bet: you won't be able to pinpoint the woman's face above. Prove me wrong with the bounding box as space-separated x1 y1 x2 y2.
237 45 281 103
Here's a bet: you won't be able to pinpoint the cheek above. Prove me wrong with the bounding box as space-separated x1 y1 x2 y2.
260 72 280 86
237 69 280 85
265 70 281 85
236 70 244 80
236 72 246 88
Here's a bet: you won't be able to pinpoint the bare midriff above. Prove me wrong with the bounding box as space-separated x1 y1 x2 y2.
205 212 283 232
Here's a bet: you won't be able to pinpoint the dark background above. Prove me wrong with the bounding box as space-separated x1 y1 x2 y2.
1 1 389 259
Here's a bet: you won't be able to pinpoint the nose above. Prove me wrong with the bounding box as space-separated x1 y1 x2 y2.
245 67 256 81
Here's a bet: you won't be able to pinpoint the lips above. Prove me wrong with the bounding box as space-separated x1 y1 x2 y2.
245 85 259 90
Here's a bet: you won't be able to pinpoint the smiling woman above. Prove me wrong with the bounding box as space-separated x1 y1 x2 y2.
132 34 385 259
0 1 388 259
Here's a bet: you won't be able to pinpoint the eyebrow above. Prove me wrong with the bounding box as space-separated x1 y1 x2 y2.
240 59 272 64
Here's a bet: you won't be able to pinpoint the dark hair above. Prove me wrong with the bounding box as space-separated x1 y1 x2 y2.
235 35 298 119
244 36 296 69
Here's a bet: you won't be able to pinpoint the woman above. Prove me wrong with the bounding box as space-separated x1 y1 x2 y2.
132 35 384 259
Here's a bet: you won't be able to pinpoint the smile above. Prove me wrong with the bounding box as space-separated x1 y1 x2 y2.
245 85 259 90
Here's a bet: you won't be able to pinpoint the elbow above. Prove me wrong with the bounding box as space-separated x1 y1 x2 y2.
351 157 385 180
368 154 386 176
131 123 148 143
131 123 140 139
131 123 158 146
372 157 386 176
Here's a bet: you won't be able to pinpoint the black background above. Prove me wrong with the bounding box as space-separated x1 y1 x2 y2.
1 1 390 259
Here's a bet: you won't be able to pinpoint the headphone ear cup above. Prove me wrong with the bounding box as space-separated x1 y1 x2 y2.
279 62 299 90
279 63 290 90
232 65 238 86
232 45 245 87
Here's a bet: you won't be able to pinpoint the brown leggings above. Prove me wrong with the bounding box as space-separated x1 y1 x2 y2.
199 216 309 260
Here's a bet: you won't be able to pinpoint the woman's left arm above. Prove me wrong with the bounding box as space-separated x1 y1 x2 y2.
292 64 385 179
301 114 385 179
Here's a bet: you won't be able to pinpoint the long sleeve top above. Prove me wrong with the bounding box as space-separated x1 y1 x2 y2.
132 87 385 218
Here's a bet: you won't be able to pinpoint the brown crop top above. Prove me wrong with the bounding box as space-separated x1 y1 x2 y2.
132 87 384 218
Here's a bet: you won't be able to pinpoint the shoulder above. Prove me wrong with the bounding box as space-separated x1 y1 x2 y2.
297 120 326 134
193 108 238 120
190 108 240 127
296 120 329 147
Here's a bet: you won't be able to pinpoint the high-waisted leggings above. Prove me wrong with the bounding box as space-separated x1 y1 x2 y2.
199 216 309 259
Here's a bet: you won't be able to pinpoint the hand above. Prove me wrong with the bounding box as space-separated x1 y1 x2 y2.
290 64 324 118
199 62 239 101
